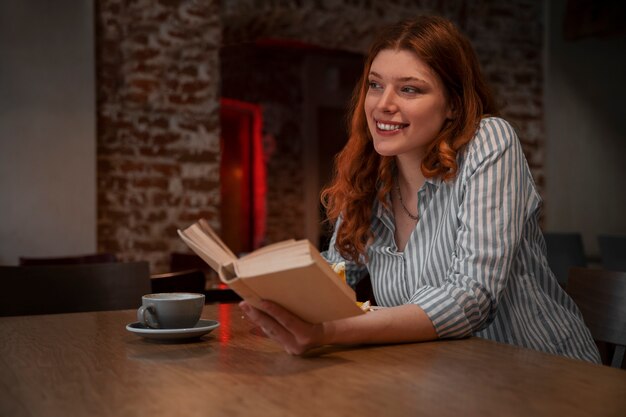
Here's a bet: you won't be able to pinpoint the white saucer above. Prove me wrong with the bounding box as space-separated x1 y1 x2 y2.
126 319 220 340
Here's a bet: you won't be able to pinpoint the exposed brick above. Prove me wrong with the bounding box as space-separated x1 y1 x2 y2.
151 192 183 206
178 210 217 223
99 239 122 252
181 81 210 93
181 178 217 191
150 162 179 176
134 240 169 252
180 65 198 77
132 177 169 188
152 117 170 129
131 78 160 92
146 211 168 222
132 48 160 61
177 150 216 163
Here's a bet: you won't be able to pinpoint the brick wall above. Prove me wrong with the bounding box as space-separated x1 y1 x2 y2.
96 0 221 271
96 0 544 272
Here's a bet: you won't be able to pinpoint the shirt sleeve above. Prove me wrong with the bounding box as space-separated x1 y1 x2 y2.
408 118 536 339
320 218 369 289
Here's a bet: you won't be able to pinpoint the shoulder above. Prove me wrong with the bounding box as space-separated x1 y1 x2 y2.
470 117 519 154
461 117 522 172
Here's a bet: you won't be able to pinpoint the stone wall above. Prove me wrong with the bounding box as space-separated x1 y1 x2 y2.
96 0 544 272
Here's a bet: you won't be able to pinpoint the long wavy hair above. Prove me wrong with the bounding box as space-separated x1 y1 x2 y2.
320 15 499 263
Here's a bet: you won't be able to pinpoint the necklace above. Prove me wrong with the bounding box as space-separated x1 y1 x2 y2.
395 179 419 221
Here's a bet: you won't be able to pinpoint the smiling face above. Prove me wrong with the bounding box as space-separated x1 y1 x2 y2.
364 48 452 158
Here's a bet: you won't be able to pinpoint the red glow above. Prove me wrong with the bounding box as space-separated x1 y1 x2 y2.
217 303 233 345
220 98 266 251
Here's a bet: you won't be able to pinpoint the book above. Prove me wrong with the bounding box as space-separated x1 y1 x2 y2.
177 219 365 323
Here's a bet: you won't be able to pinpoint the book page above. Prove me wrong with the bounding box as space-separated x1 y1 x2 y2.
238 239 297 261
178 224 236 270
236 240 313 276
177 229 223 272
198 218 237 260
236 253 313 277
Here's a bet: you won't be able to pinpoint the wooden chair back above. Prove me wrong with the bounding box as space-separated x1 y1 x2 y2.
543 232 587 287
19 252 118 266
566 267 626 368
598 235 626 272
0 262 150 317
170 252 209 272
151 269 206 294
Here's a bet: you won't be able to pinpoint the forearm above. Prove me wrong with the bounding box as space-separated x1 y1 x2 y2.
322 304 438 346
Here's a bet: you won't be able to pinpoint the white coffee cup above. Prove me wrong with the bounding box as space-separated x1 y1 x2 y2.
137 293 205 329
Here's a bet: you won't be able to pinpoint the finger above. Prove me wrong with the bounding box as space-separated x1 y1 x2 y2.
240 302 297 347
255 301 323 350
255 300 310 335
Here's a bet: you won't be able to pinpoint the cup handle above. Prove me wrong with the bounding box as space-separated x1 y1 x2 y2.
137 305 159 329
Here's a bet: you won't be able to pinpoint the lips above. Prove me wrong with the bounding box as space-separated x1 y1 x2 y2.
375 119 408 132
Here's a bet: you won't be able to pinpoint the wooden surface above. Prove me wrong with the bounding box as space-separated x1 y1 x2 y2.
1 304 625 417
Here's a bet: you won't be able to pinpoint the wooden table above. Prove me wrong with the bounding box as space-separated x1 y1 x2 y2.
1 304 625 417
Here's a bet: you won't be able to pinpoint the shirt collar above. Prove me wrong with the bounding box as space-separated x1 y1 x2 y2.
374 175 442 219
424 175 442 189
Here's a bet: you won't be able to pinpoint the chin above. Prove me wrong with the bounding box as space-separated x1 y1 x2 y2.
372 141 400 157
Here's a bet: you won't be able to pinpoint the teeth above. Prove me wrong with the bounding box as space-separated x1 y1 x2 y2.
377 122 405 131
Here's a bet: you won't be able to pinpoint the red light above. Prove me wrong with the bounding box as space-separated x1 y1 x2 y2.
217 303 232 345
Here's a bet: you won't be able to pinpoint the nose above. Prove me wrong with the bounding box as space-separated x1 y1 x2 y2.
376 88 398 113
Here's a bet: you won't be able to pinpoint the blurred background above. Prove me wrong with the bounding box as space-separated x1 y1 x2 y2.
1 0 624 273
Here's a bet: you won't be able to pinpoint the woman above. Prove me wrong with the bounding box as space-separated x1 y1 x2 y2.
239 16 600 363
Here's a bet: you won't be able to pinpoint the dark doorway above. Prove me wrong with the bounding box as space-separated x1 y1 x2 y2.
221 41 362 248
220 98 266 255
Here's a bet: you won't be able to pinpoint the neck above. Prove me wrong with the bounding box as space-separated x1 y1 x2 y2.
395 154 426 193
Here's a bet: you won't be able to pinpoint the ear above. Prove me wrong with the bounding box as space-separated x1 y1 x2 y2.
445 99 457 120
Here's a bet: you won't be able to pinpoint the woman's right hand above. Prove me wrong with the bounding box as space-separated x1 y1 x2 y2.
239 300 328 355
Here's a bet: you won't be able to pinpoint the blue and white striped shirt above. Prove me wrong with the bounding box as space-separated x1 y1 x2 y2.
323 117 600 363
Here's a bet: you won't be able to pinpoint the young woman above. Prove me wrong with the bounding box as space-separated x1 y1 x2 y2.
239 16 600 363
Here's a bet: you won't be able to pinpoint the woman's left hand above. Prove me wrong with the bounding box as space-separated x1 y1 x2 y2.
239 300 325 355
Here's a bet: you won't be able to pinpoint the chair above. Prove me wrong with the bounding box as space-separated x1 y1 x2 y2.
170 252 209 272
169 252 240 303
598 235 626 272
543 232 587 287
19 252 118 266
151 269 206 294
0 262 151 317
566 267 626 368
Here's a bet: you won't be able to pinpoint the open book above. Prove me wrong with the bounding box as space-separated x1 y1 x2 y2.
177 219 365 323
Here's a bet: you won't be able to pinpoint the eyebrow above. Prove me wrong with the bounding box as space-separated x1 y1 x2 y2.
369 71 429 84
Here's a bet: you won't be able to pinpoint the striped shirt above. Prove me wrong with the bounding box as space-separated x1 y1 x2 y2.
323 117 600 363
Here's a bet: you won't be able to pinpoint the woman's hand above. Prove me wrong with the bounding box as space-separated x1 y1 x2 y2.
239 300 326 355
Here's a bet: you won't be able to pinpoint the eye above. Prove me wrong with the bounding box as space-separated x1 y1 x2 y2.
368 80 382 90
400 86 421 94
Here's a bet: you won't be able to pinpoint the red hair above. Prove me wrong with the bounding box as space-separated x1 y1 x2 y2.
321 16 498 263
